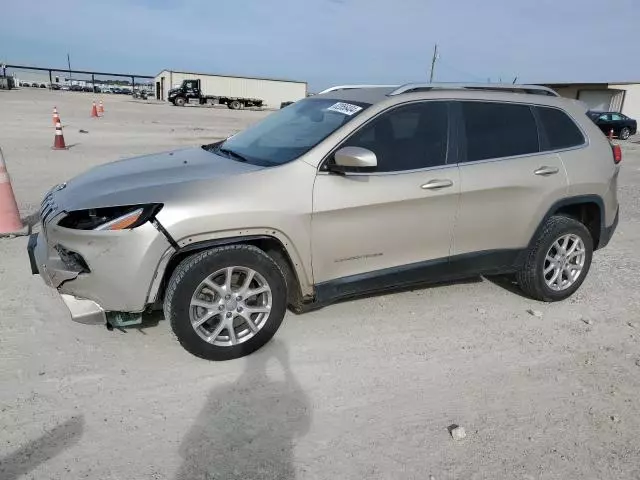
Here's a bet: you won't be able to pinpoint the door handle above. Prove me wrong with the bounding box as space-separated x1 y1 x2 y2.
421 179 453 190
534 166 559 176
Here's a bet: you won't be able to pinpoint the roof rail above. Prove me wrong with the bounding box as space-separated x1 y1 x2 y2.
318 84 398 94
388 83 559 97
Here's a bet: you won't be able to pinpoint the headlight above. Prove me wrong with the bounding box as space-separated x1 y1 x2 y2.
58 204 162 231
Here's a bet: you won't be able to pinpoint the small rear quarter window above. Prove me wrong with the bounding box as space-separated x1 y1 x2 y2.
535 106 585 150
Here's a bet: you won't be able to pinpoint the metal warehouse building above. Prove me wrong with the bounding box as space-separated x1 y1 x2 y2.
154 69 307 108
542 81 640 119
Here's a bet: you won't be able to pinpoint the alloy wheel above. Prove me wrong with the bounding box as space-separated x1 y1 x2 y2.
543 234 586 291
189 266 272 346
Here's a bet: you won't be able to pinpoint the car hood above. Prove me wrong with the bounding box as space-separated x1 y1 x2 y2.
50 147 265 211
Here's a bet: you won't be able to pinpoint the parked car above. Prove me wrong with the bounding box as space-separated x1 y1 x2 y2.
31 82 39 87
587 111 637 140
61 85 70 91
51 84 61 91
29 83 620 361
39 83 47 88
70 85 83 92
20 82 30 87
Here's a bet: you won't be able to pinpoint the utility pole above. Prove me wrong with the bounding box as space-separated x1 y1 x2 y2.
429 44 438 83
67 53 72 85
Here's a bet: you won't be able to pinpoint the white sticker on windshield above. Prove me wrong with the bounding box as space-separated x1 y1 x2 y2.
326 102 363 116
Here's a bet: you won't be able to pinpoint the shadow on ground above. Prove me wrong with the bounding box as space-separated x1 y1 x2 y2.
0 416 84 480
175 340 311 480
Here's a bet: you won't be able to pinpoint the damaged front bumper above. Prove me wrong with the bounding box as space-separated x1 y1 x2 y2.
28 233 106 324
27 217 172 326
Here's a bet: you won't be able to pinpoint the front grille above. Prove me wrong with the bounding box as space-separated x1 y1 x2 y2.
40 192 59 226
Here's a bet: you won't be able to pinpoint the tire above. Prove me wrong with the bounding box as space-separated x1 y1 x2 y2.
174 97 186 107
620 127 631 140
516 215 593 302
229 100 241 110
164 245 287 361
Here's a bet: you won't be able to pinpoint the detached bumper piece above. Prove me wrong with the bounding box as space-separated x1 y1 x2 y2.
61 294 107 325
106 312 143 328
27 234 39 275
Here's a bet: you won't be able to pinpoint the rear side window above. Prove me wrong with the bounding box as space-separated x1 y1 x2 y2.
460 102 539 162
534 106 585 150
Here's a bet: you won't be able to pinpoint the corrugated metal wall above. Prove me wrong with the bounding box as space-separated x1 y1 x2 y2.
155 70 307 108
611 84 640 120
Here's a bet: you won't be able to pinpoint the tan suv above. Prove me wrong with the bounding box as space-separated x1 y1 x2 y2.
28 83 620 360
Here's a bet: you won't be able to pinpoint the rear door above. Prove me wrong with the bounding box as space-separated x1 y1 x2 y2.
451 101 569 259
311 101 460 283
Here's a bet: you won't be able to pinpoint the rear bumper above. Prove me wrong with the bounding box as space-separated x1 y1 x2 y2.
598 206 619 249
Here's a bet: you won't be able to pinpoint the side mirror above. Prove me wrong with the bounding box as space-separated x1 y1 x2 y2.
328 147 377 174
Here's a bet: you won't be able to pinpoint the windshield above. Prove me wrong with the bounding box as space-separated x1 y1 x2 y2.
212 97 370 166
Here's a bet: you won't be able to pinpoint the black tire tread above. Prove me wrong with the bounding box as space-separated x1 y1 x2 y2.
164 244 286 360
517 215 592 302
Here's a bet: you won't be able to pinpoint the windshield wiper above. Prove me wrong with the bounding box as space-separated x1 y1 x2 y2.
217 146 249 163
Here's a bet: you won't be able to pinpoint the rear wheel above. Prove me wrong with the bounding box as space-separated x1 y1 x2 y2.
229 100 242 110
164 245 287 360
620 127 631 140
516 215 593 302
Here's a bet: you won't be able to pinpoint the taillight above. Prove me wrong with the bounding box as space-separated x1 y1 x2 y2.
612 144 622 164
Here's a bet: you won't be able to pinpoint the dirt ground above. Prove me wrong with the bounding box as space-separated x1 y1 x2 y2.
1 88 640 480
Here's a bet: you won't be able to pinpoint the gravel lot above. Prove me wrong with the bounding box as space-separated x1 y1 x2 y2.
1 88 640 480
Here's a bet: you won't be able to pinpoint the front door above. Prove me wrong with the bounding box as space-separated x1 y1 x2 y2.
452 101 570 258
312 101 460 284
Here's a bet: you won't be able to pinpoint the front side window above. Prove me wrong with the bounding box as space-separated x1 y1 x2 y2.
340 101 449 172
213 98 370 166
460 101 539 162
535 106 585 150
611 113 624 121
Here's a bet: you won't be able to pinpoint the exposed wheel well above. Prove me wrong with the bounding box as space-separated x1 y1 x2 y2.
553 202 601 247
156 236 304 311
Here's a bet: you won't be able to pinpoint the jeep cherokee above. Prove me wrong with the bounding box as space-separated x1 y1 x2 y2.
28 83 620 360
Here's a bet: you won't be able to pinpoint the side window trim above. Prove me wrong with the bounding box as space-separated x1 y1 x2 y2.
530 105 551 151
318 100 453 174
450 101 466 164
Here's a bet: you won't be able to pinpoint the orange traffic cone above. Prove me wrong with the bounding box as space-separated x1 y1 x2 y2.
98 100 104 116
52 106 61 125
91 101 99 118
52 120 68 150
0 147 24 234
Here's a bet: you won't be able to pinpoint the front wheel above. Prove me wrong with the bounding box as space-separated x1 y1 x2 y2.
164 245 287 360
173 97 186 107
516 215 593 302
620 127 631 140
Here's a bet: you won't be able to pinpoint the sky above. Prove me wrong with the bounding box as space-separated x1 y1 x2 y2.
1 0 639 91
